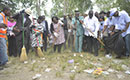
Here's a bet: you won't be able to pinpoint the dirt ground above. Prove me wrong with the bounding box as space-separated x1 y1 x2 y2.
0 49 130 80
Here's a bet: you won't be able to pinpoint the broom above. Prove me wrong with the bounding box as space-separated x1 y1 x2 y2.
83 23 105 46
20 13 28 62
36 32 44 57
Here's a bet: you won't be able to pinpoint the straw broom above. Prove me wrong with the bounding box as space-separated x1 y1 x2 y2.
20 13 28 62
36 33 44 57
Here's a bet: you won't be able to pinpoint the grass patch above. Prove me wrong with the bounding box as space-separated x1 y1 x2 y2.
56 71 63 77
69 73 76 80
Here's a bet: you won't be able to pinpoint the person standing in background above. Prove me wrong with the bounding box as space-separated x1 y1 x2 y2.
41 15 49 52
7 17 20 57
0 7 10 70
13 9 32 56
50 16 65 53
63 15 68 50
72 10 84 53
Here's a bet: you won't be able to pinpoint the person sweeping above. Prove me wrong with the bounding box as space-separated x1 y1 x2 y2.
30 16 44 57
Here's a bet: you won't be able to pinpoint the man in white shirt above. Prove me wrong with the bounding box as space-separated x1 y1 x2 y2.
83 10 100 56
110 10 130 57
102 11 115 56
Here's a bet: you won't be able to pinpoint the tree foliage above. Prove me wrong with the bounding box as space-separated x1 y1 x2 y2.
116 0 130 14
95 0 130 14
51 0 92 17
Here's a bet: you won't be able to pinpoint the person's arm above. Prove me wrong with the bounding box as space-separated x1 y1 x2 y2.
102 25 108 33
12 13 20 20
12 10 24 19
79 16 84 24
0 23 7 28
45 21 49 34
50 23 54 34
122 22 130 32
122 13 130 32
95 18 100 33
13 27 20 32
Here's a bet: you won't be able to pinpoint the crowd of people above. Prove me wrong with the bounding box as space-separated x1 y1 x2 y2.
0 6 130 70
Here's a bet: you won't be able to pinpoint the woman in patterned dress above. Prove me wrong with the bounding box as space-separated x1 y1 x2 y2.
50 16 65 53
31 16 44 54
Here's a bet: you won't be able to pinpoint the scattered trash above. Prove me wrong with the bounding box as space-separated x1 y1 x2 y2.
107 68 115 73
41 58 45 60
24 61 28 64
70 70 75 73
113 60 122 64
7 61 12 64
93 68 103 75
125 70 130 75
45 68 51 72
91 63 102 67
105 54 112 59
74 66 77 69
80 54 83 57
102 71 109 75
31 60 36 64
117 74 124 79
122 65 129 70
83 69 94 74
32 74 41 80
73 54 76 57
68 59 74 64
76 63 80 65
98 58 103 61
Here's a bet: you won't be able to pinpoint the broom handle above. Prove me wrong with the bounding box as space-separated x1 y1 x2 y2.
76 17 105 46
83 23 105 46
22 13 24 45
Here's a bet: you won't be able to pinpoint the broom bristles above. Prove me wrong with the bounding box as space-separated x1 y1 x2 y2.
37 47 44 57
20 46 28 62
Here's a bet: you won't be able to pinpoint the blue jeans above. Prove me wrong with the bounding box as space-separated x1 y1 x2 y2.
0 38 8 65
124 34 130 56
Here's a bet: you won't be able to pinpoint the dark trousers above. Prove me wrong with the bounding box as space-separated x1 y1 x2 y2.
8 36 17 57
16 32 30 56
43 32 48 52
64 30 68 50
68 33 74 51
82 35 87 52
86 36 98 55
54 44 63 53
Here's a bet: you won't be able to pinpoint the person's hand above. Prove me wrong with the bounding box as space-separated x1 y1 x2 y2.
122 29 127 33
48 34 51 37
110 32 115 36
35 33 41 37
92 31 97 38
21 27 27 31
79 20 83 24
17 29 20 32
